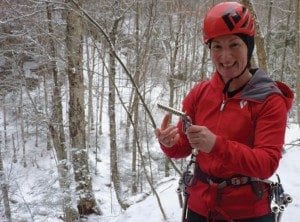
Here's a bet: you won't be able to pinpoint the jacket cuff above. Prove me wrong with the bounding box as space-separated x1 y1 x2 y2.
210 135 225 156
160 143 176 157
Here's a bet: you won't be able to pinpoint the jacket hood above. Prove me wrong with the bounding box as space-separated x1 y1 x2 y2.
274 80 294 111
241 69 294 110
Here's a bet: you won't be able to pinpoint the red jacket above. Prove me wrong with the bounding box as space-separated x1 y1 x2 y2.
160 69 294 220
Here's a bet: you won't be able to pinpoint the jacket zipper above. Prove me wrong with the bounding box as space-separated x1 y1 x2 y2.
215 93 227 135
220 94 227 111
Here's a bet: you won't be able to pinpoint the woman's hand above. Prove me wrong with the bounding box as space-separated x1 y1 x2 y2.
155 113 180 148
186 125 216 153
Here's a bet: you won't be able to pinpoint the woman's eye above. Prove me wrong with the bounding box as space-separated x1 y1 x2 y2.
212 45 221 50
231 43 240 48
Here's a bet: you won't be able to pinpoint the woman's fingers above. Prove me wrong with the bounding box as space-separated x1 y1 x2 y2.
186 125 216 153
161 113 171 130
155 113 179 147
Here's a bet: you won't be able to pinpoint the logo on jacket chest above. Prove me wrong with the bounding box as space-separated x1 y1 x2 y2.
240 100 248 109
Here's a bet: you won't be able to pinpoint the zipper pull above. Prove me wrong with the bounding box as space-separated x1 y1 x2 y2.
220 99 226 111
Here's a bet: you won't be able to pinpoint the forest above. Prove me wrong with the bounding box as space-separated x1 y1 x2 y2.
0 0 299 221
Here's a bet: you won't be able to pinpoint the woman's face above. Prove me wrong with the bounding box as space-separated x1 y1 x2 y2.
210 34 248 82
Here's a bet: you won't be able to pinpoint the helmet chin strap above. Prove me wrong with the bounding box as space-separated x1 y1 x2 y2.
222 64 248 94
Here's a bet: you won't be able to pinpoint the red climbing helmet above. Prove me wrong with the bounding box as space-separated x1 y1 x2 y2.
203 2 255 43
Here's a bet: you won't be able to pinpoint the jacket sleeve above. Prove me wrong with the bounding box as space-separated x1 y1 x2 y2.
210 94 288 179
160 129 191 159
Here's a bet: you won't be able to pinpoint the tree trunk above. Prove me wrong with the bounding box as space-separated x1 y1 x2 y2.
34 100 39 148
0 136 12 222
85 36 95 149
242 0 268 72
12 134 17 163
199 46 208 81
65 0 98 215
131 95 138 194
43 74 53 151
108 18 129 210
130 1 142 195
19 87 27 168
124 90 134 152
46 3 78 221
94 54 104 172
99 54 105 136
2 96 8 149
279 0 293 81
265 0 273 61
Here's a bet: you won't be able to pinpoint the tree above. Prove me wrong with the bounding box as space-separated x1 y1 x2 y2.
84 34 96 149
279 0 293 81
1 96 8 150
242 0 268 72
108 17 130 210
46 3 78 221
65 0 98 215
0 133 12 222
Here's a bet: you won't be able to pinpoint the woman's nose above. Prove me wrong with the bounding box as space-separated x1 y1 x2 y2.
219 48 233 61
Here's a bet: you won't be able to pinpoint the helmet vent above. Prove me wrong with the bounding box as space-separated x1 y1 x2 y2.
241 19 249 28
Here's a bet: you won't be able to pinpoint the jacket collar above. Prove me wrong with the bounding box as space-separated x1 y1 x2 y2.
209 69 294 110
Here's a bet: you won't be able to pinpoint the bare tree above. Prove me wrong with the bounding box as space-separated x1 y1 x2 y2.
43 73 53 151
18 87 27 167
242 0 268 72
130 1 141 195
85 35 96 149
65 0 98 215
265 0 273 61
279 0 293 81
0 133 12 222
1 96 8 149
46 3 78 221
108 17 130 210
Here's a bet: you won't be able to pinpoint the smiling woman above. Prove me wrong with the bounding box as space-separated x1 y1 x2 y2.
155 1 294 222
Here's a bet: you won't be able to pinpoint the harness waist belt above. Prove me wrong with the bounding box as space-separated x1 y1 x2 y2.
194 166 252 189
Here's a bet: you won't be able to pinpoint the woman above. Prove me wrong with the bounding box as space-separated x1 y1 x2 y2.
155 2 294 222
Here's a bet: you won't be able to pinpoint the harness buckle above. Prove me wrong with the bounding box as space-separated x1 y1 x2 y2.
230 176 249 186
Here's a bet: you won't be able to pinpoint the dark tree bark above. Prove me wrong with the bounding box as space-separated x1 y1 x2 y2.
65 0 98 215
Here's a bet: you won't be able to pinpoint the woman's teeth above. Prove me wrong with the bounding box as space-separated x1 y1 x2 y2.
223 63 235 68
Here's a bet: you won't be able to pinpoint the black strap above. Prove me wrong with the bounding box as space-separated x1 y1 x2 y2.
194 165 252 188
222 64 248 96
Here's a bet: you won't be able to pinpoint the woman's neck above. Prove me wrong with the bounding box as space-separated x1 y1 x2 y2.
225 70 252 91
